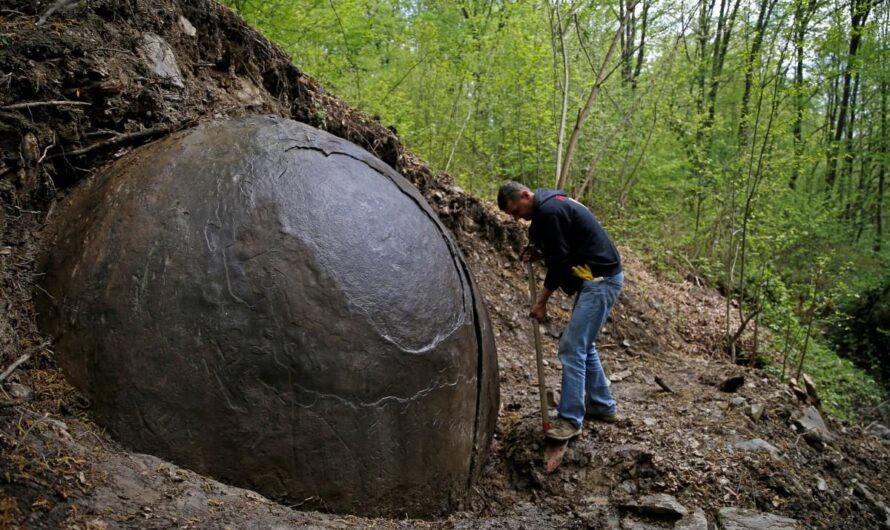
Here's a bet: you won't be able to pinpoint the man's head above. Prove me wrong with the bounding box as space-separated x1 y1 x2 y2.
497 181 535 221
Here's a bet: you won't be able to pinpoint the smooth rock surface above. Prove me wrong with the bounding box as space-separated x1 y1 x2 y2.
36 116 498 517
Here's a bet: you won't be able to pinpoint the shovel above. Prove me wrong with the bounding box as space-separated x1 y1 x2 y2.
526 262 569 473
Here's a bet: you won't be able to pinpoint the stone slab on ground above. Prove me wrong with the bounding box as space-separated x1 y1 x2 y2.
793 406 835 447
674 509 708 530
733 438 781 458
622 493 688 518
717 507 799 529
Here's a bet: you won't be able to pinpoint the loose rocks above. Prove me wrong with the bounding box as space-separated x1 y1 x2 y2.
734 438 782 458
717 507 799 529
674 509 708 529
621 493 688 518
793 406 834 448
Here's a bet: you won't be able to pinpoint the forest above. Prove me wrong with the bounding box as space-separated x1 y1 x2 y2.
227 0 890 417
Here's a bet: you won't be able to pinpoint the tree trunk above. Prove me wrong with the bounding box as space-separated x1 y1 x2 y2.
791 12 804 189
551 1 570 185
730 58 784 354
826 74 838 148
826 0 871 191
704 0 741 132
621 0 634 85
796 272 820 381
854 130 873 242
692 0 738 233
840 72 861 219
631 0 650 90
877 82 887 253
692 0 713 232
780 317 793 380
790 0 816 189
738 0 776 147
556 1 637 190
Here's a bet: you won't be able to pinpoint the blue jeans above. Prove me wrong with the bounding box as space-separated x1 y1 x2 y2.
557 272 624 427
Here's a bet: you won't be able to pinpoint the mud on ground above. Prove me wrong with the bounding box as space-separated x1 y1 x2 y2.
1 1 889 528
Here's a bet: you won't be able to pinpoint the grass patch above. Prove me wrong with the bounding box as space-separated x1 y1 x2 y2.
764 337 886 420
798 340 886 420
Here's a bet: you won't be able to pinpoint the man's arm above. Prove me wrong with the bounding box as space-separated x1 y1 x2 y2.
530 285 554 323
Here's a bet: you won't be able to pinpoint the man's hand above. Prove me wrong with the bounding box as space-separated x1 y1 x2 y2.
529 301 547 323
520 245 542 263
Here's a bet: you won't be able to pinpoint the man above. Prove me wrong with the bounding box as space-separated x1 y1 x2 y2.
497 181 624 441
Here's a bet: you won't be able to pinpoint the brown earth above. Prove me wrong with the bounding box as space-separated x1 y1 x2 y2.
1 1 889 528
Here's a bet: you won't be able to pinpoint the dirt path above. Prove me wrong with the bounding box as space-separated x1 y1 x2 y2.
460 236 890 529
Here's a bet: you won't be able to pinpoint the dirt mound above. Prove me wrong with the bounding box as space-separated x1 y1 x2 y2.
1 2 889 529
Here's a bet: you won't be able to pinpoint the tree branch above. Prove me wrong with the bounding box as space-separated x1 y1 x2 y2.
2 100 90 110
556 0 639 190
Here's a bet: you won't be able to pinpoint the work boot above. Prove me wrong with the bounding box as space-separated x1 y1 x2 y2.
586 411 619 423
546 417 582 441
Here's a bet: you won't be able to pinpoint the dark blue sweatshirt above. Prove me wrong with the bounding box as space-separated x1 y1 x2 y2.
529 189 622 295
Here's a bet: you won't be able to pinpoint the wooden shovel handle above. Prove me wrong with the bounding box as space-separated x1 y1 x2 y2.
526 262 551 433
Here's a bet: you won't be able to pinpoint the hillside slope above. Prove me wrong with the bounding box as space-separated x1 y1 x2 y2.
1 2 889 528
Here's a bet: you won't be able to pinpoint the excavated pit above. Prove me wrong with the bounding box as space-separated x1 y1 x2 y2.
34 115 498 518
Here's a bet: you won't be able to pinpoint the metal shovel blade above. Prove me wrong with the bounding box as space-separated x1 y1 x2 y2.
543 439 569 473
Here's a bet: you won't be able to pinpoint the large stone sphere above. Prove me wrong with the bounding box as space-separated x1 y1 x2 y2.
36 115 498 517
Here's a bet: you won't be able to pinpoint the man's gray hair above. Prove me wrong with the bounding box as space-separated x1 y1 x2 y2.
497 180 530 211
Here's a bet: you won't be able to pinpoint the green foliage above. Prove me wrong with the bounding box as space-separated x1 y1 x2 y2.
758 269 887 419
225 0 890 417
797 340 885 420
829 274 890 387
227 0 560 194
761 333 886 419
